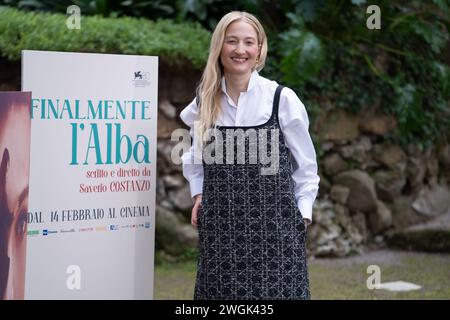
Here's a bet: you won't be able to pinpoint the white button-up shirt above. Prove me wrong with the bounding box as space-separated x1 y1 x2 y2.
179 70 320 222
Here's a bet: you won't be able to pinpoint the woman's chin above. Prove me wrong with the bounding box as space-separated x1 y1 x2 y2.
224 65 252 75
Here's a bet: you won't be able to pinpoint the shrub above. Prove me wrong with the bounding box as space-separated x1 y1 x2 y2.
0 6 210 68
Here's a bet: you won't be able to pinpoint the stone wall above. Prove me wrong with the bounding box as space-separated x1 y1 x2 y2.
309 109 450 256
157 78 450 258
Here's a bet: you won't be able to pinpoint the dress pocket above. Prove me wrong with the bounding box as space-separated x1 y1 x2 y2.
294 206 307 233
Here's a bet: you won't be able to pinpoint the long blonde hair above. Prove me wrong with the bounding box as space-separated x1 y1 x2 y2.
196 11 268 143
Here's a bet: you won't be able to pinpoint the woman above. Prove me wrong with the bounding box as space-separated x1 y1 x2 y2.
180 11 320 300
0 92 31 300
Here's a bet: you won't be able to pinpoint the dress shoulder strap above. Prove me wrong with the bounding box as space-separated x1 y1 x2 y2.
272 85 284 124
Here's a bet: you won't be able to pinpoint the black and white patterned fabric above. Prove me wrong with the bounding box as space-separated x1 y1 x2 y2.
194 85 310 300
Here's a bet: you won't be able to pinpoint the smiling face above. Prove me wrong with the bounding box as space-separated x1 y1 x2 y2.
220 20 260 77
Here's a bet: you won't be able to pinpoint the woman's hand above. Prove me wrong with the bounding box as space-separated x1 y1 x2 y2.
191 194 202 228
303 218 311 229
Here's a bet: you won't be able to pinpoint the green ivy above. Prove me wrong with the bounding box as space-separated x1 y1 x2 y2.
268 0 450 146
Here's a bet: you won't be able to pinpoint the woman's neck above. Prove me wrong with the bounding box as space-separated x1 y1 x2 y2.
224 72 252 106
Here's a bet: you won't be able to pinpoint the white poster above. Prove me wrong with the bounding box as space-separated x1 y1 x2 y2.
22 50 157 299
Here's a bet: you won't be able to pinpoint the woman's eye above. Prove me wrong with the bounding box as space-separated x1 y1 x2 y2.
16 210 27 239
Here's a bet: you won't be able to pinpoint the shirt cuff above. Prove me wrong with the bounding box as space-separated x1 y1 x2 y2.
189 177 203 199
298 197 314 223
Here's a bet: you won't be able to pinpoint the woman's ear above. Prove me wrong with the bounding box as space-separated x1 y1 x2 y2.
256 44 262 64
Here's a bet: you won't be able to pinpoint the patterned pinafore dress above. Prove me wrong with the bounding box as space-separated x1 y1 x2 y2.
194 85 310 300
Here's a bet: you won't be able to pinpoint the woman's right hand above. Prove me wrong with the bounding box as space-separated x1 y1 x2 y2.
191 194 202 228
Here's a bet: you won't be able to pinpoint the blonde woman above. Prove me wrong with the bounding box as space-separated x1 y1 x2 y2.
180 11 319 300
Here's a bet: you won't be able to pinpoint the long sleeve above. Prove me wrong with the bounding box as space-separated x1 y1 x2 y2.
278 88 320 223
180 99 204 199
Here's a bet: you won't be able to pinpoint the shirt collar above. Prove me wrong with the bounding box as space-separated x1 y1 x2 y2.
221 69 259 96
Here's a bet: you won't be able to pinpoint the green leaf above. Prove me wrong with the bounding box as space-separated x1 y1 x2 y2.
433 0 450 16
412 20 449 54
279 28 325 86
294 0 326 22
285 12 305 28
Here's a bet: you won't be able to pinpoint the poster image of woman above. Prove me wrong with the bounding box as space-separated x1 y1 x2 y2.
0 91 31 300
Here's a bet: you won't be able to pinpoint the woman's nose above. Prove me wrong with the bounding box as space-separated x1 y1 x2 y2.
234 42 245 54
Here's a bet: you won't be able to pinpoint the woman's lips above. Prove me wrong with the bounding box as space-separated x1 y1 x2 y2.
231 57 248 63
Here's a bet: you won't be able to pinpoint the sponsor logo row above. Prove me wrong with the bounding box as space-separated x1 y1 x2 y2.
27 222 151 236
